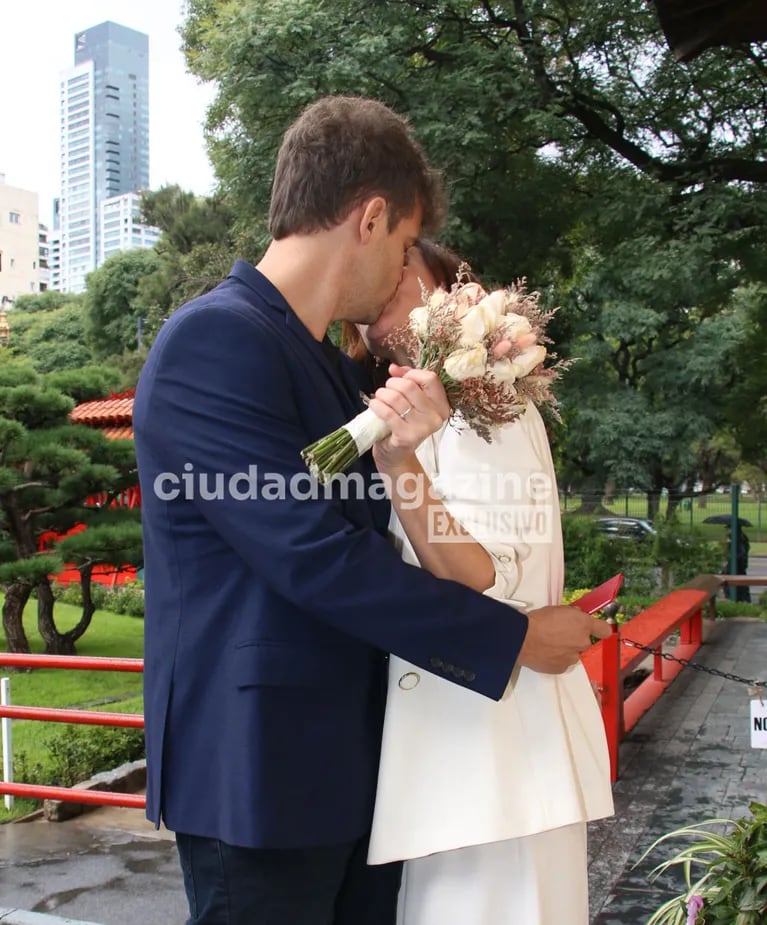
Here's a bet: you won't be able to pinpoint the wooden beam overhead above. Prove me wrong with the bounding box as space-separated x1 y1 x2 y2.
652 0 767 61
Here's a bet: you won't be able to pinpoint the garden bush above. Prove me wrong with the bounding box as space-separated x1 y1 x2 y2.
653 522 724 590
561 516 656 594
53 580 144 617
562 517 726 596
15 724 145 789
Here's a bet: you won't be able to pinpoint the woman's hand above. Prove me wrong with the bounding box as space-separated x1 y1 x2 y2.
370 365 450 473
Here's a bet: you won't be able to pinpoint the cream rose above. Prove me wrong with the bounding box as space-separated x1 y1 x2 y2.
457 303 502 347
475 290 508 318
508 345 547 378
487 358 518 385
500 312 533 340
443 344 488 381
409 306 429 339
452 282 487 317
427 288 448 310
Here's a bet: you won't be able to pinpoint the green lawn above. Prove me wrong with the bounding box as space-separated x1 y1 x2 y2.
0 595 143 821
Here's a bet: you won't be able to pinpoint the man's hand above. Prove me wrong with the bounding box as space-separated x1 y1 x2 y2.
517 605 612 674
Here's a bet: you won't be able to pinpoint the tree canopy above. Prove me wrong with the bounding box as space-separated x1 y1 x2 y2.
180 0 767 509
7 300 92 373
134 185 240 349
84 248 162 360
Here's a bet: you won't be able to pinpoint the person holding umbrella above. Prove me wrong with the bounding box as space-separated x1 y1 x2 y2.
725 524 751 602
703 514 753 603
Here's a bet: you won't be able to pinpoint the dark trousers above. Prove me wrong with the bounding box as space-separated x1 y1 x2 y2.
176 832 402 925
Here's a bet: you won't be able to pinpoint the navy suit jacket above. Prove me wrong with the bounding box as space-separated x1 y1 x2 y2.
133 260 529 849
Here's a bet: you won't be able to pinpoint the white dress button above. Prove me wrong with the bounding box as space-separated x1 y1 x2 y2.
398 672 420 690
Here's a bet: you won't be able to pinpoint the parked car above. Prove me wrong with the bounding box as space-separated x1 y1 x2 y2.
594 517 656 541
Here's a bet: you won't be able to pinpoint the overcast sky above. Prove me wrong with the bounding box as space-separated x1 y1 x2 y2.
0 0 217 226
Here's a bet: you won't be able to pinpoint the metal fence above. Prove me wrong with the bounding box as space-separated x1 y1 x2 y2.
559 490 767 541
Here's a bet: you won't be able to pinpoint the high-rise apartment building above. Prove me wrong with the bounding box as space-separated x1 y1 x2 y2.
58 22 150 293
48 199 62 292
100 192 160 263
38 224 51 291
0 173 45 305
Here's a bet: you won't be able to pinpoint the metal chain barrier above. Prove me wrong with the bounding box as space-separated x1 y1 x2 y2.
621 637 766 690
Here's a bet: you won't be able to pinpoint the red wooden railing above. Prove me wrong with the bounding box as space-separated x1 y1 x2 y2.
581 574 767 781
581 588 709 781
1 575 761 806
0 653 145 808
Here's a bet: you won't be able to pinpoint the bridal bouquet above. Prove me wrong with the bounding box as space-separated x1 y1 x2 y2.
301 279 562 482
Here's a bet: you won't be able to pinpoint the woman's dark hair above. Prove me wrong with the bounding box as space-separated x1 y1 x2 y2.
270 96 445 239
341 239 480 369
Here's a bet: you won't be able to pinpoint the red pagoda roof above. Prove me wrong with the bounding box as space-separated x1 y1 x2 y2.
100 425 134 440
71 390 134 438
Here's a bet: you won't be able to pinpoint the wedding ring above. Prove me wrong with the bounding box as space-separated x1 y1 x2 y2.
399 406 412 419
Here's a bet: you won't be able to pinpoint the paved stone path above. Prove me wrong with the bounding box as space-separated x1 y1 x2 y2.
588 617 767 923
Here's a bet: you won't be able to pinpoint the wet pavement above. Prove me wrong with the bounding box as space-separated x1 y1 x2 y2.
588 615 767 923
0 807 186 924
2 615 766 924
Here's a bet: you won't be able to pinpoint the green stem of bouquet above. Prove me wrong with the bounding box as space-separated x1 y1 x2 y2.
420 344 461 402
300 426 358 483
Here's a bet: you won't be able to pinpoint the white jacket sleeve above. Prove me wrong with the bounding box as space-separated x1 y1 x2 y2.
429 405 562 607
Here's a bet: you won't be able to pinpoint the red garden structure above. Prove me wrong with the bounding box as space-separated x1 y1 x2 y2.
40 389 140 588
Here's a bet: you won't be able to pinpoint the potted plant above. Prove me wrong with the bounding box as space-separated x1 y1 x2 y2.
637 801 767 924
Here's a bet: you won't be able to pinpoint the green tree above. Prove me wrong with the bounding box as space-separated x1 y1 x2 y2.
181 0 767 257
140 184 234 256
12 291 81 314
84 248 161 359
555 173 756 517
180 0 767 504
0 361 142 654
8 300 92 372
182 0 596 281
135 185 240 345
727 283 767 472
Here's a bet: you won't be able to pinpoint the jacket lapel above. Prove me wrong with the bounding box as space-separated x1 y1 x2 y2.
226 261 390 534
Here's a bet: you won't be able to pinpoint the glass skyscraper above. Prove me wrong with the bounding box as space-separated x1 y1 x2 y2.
59 22 149 293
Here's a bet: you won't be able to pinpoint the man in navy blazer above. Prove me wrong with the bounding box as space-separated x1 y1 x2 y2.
134 96 607 925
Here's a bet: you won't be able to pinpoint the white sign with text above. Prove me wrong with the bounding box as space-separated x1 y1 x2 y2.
750 698 767 748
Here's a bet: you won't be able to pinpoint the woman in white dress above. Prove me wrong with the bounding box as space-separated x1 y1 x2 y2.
345 241 614 925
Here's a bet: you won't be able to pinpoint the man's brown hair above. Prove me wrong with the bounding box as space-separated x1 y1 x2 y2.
269 96 445 239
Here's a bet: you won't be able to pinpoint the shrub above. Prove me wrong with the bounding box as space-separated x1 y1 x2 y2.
653 524 724 590
562 588 658 625
15 725 145 790
562 518 725 597
53 582 109 611
52 580 144 617
714 599 767 620
46 725 145 787
561 516 656 594
109 584 145 617
639 801 767 924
